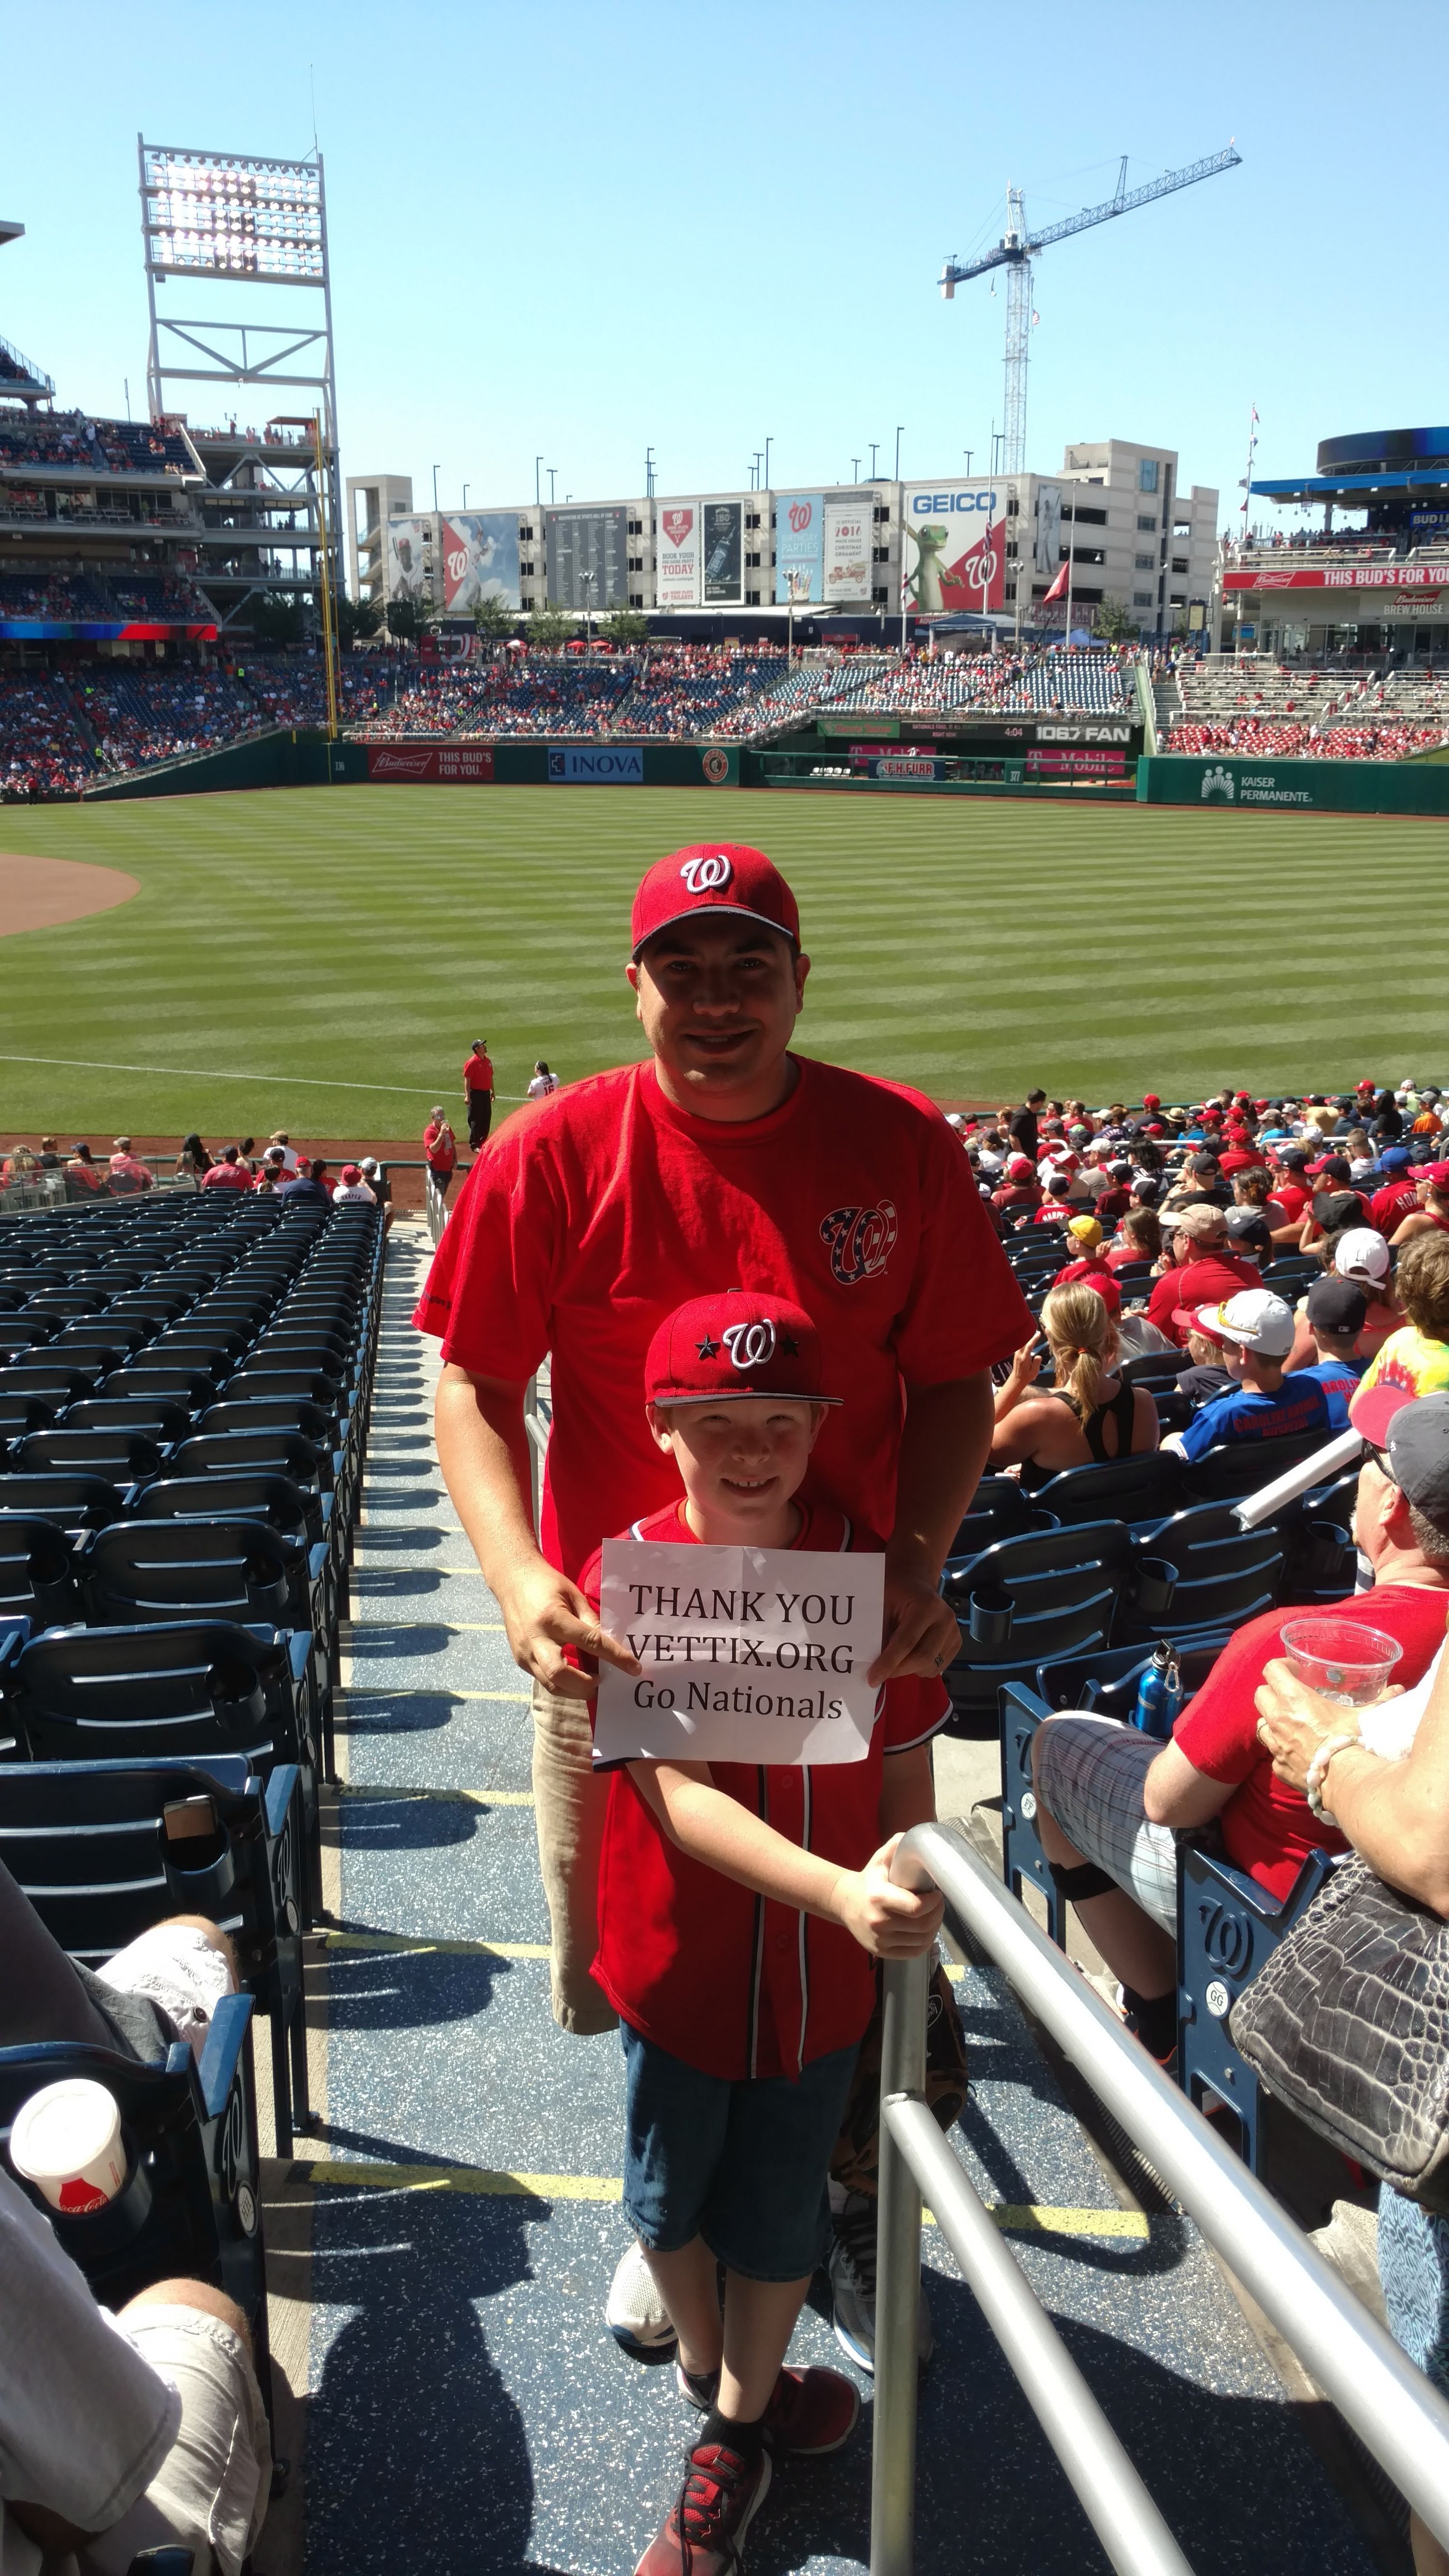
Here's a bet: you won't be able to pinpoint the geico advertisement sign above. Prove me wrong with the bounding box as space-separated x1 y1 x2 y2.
904 483 1006 614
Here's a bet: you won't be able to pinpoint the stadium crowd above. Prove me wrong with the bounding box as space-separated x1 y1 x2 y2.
0 409 191 474
1165 717 1446 759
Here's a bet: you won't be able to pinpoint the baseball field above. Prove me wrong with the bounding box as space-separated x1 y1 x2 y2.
0 783 1442 1143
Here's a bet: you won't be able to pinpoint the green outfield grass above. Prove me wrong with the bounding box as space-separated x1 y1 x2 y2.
0 783 1443 1142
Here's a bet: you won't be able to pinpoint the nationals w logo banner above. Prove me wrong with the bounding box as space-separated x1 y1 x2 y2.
820 1201 898 1284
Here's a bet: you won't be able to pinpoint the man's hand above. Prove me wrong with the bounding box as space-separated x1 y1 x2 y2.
1253 1657 1364 1791
497 1556 640 1702
868 1555 960 1687
830 1836 945 1957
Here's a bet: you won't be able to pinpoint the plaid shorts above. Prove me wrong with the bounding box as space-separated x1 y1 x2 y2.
1034 1716 1179 1933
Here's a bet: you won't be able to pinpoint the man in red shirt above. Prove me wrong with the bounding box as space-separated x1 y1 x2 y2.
1143 1205 1261 1347
423 841 1031 2044
463 1039 495 1152
1028 1386 1449 2059
1216 1126 1267 1179
1266 1146 1311 1227
199 1145 252 1192
990 1154 1041 1221
423 1107 458 1202
1371 1147 1421 1238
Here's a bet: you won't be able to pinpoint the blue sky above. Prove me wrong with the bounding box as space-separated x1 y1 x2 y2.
3 0 1445 535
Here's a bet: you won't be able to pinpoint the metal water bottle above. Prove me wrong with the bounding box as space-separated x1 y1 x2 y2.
1133 1644 1182 1739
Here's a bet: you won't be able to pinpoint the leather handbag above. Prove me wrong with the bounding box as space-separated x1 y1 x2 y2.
1229 1856 1449 2211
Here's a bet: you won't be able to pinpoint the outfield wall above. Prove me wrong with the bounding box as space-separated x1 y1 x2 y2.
84 735 739 798
1136 754 1449 814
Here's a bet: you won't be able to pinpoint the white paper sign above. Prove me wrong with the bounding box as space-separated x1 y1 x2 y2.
594 1540 884 1767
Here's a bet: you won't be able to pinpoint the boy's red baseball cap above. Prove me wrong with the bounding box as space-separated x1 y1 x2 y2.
645 1290 841 1407
631 845 800 959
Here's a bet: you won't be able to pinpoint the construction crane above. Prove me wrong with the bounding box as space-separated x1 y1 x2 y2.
938 145 1241 475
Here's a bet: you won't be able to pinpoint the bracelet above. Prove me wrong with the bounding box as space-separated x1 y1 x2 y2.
1304 1732 1359 1824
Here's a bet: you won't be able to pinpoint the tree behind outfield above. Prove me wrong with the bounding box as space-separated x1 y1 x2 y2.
472 593 517 641
1093 596 1140 643
337 593 382 647
603 607 650 648
251 591 306 649
527 601 577 650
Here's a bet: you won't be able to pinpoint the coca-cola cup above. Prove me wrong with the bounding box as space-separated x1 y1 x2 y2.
10 2078 126 2215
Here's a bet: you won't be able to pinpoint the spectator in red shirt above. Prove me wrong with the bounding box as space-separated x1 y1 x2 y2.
1104 1206 1162 1271
463 1039 495 1151
1052 1215 1122 1311
1372 1147 1421 1238
990 1154 1041 1221
107 1138 154 1195
424 1107 459 1201
424 843 1030 2049
574 1294 945 2548
1391 1166 1449 1249
1217 1129 1267 1178
1028 1395 1449 2060
65 1141 106 1195
1144 1205 1261 1347
199 1145 252 1192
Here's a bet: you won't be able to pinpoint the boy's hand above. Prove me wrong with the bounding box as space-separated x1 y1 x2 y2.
830 1836 944 1958
497 1558 640 1702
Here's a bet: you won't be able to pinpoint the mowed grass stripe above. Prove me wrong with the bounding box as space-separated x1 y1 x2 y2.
0 783 1444 1135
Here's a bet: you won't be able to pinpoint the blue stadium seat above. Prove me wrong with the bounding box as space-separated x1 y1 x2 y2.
0 1752 309 2152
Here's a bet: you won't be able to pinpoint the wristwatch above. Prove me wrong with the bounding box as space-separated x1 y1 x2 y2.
1304 1732 1360 1824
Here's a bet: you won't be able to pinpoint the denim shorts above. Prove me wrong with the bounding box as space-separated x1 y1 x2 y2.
620 2022 860 2282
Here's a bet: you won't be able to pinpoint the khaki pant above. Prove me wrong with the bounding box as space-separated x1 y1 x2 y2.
530 1675 619 2035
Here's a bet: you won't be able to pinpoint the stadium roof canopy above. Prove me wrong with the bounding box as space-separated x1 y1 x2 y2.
1251 426 1449 506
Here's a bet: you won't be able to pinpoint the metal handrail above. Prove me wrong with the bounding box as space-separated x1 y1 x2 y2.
871 1821 1449 2574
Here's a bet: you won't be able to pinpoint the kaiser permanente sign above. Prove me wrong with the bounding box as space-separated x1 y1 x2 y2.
1136 754 1449 814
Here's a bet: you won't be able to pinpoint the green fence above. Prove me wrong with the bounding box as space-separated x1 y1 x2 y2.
1136 754 1449 815
85 733 740 799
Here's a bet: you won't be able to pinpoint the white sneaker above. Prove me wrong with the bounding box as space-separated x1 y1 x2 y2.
605 2238 677 2356
827 2191 934 2376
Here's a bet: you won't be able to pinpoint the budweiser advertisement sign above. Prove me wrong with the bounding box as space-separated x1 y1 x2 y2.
366 745 496 783
1225 564 1449 595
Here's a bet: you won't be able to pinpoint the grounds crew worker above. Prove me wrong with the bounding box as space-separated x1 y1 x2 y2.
421 840 1031 2020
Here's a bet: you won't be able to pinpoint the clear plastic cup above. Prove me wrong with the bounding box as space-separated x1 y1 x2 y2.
1279 1618 1404 1708
10 2077 126 2215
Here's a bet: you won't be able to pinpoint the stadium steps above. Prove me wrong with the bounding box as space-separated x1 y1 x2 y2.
284 1224 1384 2575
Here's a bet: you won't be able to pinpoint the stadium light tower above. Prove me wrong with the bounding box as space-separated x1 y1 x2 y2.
137 137 340 629
938 144 1241 475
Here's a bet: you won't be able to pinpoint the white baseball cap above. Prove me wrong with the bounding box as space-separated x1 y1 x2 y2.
1335 1226 1391 1284
1193 1288 1296 1358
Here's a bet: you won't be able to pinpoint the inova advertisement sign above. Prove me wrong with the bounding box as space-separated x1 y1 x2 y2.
903 483 1007 613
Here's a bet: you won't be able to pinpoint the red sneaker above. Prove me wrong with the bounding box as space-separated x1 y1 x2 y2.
761 2363 861 2457
634 2439 772 2576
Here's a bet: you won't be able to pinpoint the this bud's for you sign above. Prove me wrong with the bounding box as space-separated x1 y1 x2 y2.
593 1542 884 1767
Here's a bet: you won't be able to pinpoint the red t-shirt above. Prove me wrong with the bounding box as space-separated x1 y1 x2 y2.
991 1183 1041 1215
1269 1182 1310 1224
199 1161 252 1191
581 1497 948 2078
464 1051 495 1093
1145 1250 1262 1345
415 1055 1033 1579
1105 1240 1153 1271
424 1120 457 1173
1372 1180 1421 1236
1173 1582 1449 1897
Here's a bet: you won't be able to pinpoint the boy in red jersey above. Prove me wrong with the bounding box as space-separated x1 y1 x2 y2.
576 1290 946 2576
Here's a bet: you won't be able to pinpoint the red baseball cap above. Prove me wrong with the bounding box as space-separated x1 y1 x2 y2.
1007 1155 1035 1180
1357 1078 1377 1093
645 1290 841 1407
1422 1161 1449 1187
631 844 800 960
340 1163 360 1183
1141 1093 1161 1109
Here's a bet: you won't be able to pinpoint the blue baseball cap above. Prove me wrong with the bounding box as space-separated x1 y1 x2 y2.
1381 1145 1411 1169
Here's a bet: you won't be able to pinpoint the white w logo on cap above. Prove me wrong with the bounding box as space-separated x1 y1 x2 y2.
721 1318 776 1369
680 852 733 893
